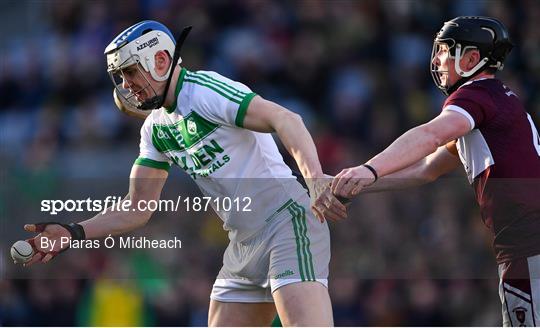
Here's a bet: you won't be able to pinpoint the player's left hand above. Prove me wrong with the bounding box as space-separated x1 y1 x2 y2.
308 177 348 222
331 166 376 199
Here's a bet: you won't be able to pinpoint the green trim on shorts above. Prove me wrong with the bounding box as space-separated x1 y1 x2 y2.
287 201 315 282
265 198 293 223
293 202 315 281
289 205 306 281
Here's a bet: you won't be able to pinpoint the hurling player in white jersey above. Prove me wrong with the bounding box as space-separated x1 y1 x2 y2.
20 21 346 326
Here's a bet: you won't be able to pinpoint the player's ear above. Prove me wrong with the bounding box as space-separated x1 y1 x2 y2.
467 50 481 70
154 50 170 76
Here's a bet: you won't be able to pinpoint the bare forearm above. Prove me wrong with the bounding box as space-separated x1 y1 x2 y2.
364 145 460 193
366 112 471 178
367 125 441 177
362 161 431 193
331 112 468 200
79 197 150 239
275 112 324 179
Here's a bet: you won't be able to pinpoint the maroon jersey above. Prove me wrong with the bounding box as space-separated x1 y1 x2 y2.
443 78 540 263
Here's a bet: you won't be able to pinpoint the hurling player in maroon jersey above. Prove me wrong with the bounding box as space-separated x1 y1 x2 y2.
326 16 540 326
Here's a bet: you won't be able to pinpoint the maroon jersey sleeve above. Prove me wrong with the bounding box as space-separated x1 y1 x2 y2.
443 83 497 129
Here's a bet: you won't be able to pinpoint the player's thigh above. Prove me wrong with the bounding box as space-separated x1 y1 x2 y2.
498 254 540 327
273 281 333 326
208 300 276 327
269 198 331 286
269 198 333 326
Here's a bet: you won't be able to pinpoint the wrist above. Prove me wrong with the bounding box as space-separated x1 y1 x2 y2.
309 172 326 179
302 168 325 180
65 223 86 240
361 164 378 184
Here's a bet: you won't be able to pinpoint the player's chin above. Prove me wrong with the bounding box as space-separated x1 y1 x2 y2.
134 92 146 102
439 73 449 85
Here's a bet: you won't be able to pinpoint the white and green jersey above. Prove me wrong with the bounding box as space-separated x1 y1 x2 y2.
135 68 307 241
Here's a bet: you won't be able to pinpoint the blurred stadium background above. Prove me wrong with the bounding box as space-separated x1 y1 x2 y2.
1 0 539 326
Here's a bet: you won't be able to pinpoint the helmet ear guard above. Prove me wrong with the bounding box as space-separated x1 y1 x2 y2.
136 30 177 82
141 25 192 110
453 44 489 78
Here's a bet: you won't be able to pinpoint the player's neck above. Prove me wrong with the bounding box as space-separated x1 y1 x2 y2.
471 71 496 81
163 66 182 108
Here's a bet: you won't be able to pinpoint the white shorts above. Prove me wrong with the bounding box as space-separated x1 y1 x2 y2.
211 195 330 303
498 254 540 326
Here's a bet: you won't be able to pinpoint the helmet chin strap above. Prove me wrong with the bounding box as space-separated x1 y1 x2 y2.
445 44 489 96
139 26 192 110
445 69 486 96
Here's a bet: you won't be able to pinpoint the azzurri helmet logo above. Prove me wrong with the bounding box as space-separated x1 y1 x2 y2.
137 37 159 51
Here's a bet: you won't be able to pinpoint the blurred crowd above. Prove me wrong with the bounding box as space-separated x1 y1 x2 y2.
1 0 539 326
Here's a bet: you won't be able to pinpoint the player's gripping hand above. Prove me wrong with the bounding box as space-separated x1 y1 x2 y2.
331 165 377 199
22 222 85 266
308 176 348 223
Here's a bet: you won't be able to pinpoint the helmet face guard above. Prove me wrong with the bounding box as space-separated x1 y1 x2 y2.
430 40 489 96
108 61 161 110
104 21 179 110
430 16 513 96
430 40 452 94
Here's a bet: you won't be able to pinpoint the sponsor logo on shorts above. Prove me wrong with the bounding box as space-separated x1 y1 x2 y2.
274 269 294 279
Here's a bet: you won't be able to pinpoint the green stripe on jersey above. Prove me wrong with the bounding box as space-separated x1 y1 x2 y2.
134 157 171 171
184 76 243 104
189 71 248 98
236 92 257 127
179 70 257 128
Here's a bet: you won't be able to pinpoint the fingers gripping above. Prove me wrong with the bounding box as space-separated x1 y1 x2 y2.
25 222 86 264
313 190 348 222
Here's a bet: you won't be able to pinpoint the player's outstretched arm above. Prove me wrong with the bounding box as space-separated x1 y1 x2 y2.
332 110 471 199
361 142 461 193
241 95 347 222
23 164 168 265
